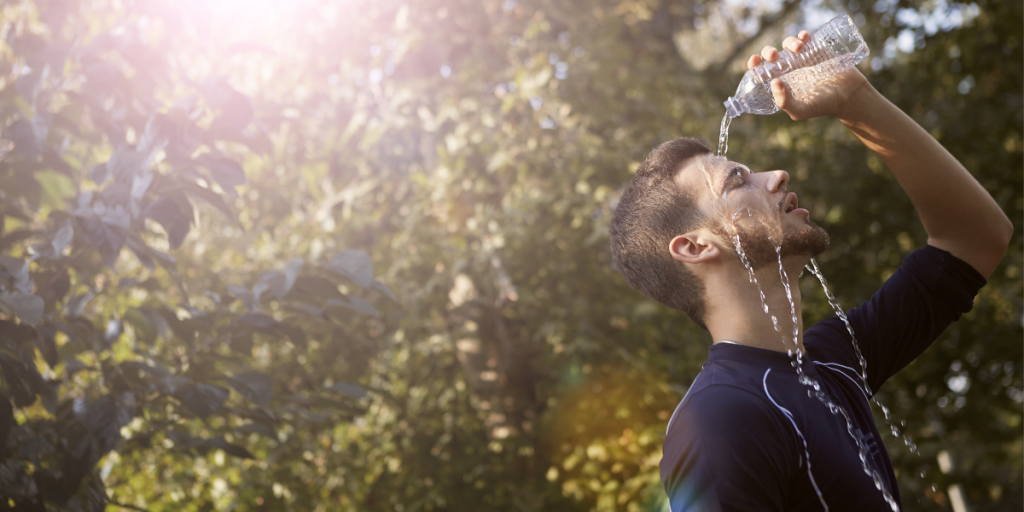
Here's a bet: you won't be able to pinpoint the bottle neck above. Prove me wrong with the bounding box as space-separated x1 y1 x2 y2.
724 97 743 119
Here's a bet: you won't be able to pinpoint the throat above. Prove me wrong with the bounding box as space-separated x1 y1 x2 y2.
705 265 808 355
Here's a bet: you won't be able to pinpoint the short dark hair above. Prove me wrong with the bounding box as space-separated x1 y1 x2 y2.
609 137 714 330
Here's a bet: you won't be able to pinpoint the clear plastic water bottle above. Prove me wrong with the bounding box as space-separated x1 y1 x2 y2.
723 14 870 118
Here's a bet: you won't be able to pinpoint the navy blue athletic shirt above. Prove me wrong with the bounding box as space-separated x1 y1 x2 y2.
660 246 986 511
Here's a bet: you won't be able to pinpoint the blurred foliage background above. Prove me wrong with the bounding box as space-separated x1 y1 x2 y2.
0 0 1019 510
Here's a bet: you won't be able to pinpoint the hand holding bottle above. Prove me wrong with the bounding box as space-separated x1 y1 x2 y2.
748 30 869 121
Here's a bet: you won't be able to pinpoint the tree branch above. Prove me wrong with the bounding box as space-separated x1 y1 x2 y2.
707 0 803 77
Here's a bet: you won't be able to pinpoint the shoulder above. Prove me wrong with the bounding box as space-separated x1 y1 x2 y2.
665 381 792 449
661 380 800 510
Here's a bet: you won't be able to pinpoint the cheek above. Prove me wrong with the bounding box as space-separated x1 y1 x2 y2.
723 195 778 224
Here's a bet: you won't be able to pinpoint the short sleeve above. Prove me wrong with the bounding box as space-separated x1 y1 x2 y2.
661 386 797 512
807 245 986 393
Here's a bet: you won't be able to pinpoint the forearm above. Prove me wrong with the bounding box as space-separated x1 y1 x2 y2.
836 83 1013 277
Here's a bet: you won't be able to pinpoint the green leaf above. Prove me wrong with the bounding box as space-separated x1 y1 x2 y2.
273 322 307 350
235 422 278 441
143 192 192 249
238 312 277 328
227 284 255 311
7 119 41 162
283 258 303 296
0 393 13 450
76 214 126 267
0 229 35 254
326 382 368 399
36 170 75 210
227 372 274 406
196 151 247 194
372 279 398 302
34 324 58 368
179 181 236 221
327 250 374 288
327 296 378 317
173 381 229 418
0 353 44 407
291 276 345 300
65 291 95 317
0 292 44 325
204 437 255 459
51 219 74 255
289 304 328 320
137 113 172 156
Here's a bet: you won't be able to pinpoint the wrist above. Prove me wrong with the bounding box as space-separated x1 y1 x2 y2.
836 79 880 126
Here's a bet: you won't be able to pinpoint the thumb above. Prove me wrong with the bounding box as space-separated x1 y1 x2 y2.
770 78 792 112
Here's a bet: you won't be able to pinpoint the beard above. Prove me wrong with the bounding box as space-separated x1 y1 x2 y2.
721 218 830 270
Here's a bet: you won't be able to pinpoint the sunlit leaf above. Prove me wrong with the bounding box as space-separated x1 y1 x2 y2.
50 220 73 255
143 192 192 249
179 181 236 220
196 151 247 195
0 293 44 325
327 250 374 288
65 291 95 317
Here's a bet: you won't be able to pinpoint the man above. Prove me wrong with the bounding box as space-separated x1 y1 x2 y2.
608 30 1013 511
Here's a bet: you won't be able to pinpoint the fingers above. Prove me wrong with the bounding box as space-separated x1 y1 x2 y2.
783 36 804 54
770 78 792 112
748 30 811 69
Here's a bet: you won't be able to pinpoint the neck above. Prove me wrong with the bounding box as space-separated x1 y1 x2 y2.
704 255 808 355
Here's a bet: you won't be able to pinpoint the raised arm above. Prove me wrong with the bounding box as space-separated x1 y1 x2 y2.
833 83 1012 278
752 32 1013 279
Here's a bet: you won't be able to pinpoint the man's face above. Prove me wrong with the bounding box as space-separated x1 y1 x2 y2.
676 154 830 269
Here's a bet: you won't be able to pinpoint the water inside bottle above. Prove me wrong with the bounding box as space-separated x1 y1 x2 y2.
781 53 858 100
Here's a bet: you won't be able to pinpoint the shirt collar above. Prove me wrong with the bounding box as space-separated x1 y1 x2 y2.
707 342 818 376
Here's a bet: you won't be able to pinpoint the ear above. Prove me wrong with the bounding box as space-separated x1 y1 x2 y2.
669 229 721 265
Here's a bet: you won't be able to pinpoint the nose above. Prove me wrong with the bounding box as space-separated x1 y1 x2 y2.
766 170 789 192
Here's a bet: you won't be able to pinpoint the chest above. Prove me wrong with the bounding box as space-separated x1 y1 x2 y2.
763 368 901 511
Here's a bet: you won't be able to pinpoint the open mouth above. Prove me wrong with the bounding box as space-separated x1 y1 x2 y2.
782 192 807 215
783 192 798 213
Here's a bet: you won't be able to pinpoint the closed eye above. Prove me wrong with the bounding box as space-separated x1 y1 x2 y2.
724 166 748 190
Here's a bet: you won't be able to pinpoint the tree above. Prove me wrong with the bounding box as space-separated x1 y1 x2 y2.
0 0 1019 510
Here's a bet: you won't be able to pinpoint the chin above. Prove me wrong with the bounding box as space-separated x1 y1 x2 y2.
735 222 830 270
782 223 831 258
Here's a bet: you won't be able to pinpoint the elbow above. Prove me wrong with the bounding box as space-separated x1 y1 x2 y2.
995 214 1014 252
